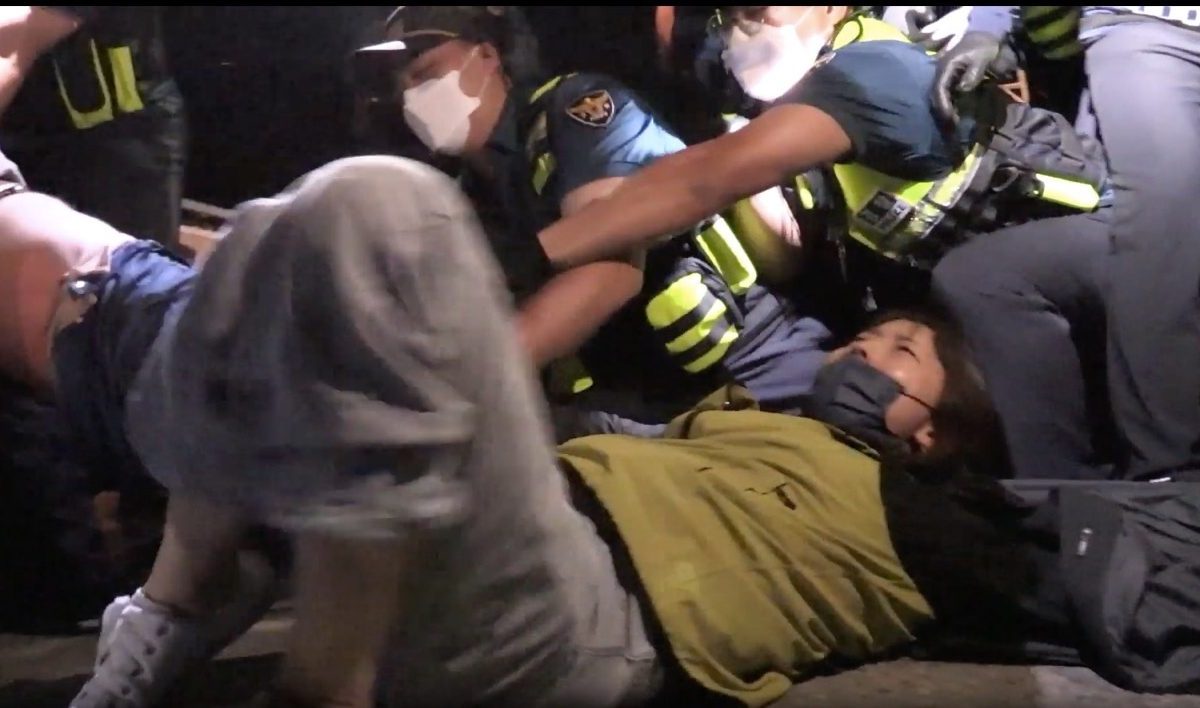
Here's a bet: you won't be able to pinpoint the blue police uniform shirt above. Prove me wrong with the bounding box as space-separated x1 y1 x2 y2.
535 73 686 207
463 74 686 301
781 40 977 180
472 72 830 414
547 74 833 412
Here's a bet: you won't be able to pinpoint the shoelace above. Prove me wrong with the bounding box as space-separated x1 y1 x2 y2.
73 557 278 708
73 600 202 707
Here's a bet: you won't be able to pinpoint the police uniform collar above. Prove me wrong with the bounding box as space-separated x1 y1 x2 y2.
459 89 520 195
480 79 547 162
488 89 523 155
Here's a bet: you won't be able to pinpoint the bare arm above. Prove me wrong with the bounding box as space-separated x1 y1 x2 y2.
0 6 81 120
517 175 646 368
536 104 852 270
721 115 806 286
733 186 807 287
273 532 409 708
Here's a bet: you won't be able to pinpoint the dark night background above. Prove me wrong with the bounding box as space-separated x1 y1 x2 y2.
164 6 672 208
164 6 1083 208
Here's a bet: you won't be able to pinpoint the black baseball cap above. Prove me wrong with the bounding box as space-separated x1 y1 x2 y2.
356 6 511 62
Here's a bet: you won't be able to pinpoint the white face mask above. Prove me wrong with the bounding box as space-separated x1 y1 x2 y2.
722 9 825 102
403 48 488 155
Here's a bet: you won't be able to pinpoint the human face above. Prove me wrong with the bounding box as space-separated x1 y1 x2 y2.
824 319 945 448
396 39 506 156
727 6 822 35
719 6 849 101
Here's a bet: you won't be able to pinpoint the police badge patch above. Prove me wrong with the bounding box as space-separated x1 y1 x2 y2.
566 90 614 127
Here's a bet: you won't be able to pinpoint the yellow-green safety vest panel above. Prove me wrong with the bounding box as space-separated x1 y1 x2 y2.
645 272 740 374
789 16 907 219
546 355 595 396
1023 6 1083 60
53 39 146 130
527 75 758 388
833 144 988 260
812 16 1098 264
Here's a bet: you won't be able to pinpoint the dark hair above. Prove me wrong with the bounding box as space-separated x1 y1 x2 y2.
869 308 1043 645
466 6 544 86
866 306 1012 479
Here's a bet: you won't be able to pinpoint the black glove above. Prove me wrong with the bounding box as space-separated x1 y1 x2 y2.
904 7 951 53
930 31 1017 125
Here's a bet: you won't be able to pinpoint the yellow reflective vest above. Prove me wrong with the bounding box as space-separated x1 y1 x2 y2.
526 76 765 393
805 16 1102 268
49 14 153 131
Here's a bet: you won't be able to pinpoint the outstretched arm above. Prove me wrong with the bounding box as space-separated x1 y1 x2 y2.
536 103 852 270
517 256 644 368
517 175 645 368
0 6 81 119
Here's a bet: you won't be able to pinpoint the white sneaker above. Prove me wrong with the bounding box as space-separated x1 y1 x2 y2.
70 551 279 708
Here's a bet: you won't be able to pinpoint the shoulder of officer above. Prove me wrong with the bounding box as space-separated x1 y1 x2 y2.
544 72 635 131
779 39 929 104
820 39 929 76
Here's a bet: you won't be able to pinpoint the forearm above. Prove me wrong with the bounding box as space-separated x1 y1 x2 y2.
538 142 731 269
537 104 846 271
0 57 29 118
518 258 643 368
0 6 81 120
738 187 805 285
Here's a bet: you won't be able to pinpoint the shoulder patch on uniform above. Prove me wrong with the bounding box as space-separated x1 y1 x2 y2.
565 89 614 127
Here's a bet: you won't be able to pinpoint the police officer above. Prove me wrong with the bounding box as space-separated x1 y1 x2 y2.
356 6 834 427
932 7 1200 481
656 6 959 325
536 6 1113 479
0 6 187 251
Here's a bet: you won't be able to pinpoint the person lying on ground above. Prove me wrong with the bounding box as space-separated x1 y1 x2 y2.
72 155 1032 708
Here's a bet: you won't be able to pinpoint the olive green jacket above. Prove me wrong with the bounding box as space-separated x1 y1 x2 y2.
560 386 933 706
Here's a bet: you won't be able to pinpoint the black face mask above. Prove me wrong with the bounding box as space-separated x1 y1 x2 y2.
806 355 932 445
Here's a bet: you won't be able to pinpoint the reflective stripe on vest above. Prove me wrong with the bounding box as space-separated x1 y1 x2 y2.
819 16 1099 265
833 143 987 260
547 355 595 395
53 40 146 130
529 74 575 196
793 173 817 210
1023 6 1083 59
527 74 756 382
645 272 739 374
833 14 912 45
532 147 556 196
694 215 756 295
